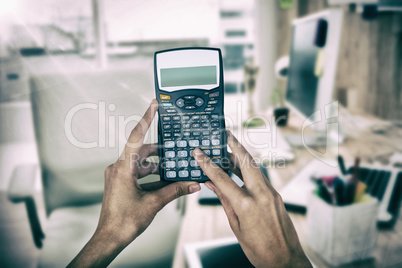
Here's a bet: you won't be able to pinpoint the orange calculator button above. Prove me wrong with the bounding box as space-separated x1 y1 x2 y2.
160 94 171 100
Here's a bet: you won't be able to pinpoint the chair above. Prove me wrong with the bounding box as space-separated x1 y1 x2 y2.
7 64 184 267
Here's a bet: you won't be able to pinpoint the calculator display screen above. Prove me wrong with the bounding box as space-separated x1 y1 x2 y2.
160 66 217 88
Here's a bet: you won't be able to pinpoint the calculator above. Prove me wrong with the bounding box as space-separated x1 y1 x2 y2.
154 47 228 182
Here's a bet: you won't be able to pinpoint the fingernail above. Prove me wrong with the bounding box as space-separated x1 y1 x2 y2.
189 183 201 193
194 148 204 156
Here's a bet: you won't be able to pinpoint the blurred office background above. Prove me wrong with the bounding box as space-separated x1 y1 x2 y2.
0 0 401 267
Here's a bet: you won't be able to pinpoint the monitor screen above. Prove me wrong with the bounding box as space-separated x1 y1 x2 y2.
160 65 217 87
286 19 321 118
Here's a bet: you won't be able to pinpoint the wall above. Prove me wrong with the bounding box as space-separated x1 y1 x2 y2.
276 0 402 120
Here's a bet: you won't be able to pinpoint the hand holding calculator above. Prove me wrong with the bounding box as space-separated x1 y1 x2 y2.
154 47 228 182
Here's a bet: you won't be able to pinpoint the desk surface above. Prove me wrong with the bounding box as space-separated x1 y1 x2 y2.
172 111 402 268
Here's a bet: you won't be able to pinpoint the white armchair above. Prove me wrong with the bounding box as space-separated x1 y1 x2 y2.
4 65 184 267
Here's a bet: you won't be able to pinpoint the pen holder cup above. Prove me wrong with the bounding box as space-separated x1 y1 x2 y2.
306 194 379 266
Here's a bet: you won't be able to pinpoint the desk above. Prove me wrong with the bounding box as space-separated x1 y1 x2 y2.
172 111 402 268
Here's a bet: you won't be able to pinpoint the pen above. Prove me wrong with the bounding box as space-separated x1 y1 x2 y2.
350 157 360 184
344 182 355 205
333 177 345 205
344 157 361 204
354 181 367 203
338 155 347 175
321 176 337 186
316 180 333 204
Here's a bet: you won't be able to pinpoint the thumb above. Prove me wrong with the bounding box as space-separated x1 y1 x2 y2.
151 181 201 208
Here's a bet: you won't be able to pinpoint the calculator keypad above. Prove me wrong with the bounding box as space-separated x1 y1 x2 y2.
159 92 224 181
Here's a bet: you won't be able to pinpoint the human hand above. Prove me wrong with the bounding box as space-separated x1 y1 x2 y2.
193 131 311 268
68 100 201 267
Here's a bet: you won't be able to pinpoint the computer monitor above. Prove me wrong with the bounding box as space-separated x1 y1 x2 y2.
285 9 343 133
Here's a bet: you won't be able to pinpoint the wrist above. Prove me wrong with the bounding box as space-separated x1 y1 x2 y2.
254 245 311 268
277 249 311 268
94 223 138 250
67 226 132 268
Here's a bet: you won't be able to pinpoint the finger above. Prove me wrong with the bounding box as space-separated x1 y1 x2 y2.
193 148 245 205
227 131 266 189
205 181 240 232
119 99 158 165
139 143 159 160
228 153 243 180
228 152 241 168
148 181 201 210
139 181 167 191
137 161 159 179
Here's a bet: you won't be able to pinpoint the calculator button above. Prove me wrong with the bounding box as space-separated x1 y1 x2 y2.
190 160 198 167
164 132 172 138
211 114 219 120
185 98 195 105
183 131 190 136
192 123 200 128
212 159 221 165
212 122 219 127
164 125 171 130
165 151 175 158
178 160 189 168
192 131 201 136
163 116 171 121
202 140 210 146
195 98 204 106
212 139 220 146
191 115 200 120
184 95 195 99
173 116 181 121
182 115 190 120
202 131 210 136
164 141 175 148
191 170 201 177
185 106 196 110
166 109 176 113
212 149 221 156
208 100 218 105
160 94 171 100
162 102 173 107
177 151 188 157
166 171 176 178
201 115 209 120
189 140 200 147
166 161 176 168
179 170 189 177
205 107 215 112
209 92 219 98
176 98 185 108
173 124 181 129
177 140 187 147
190 150 194 156
183 123 190 128
204 150 211 155
212 130 219 135
173 133 181 137
202 123 210 128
